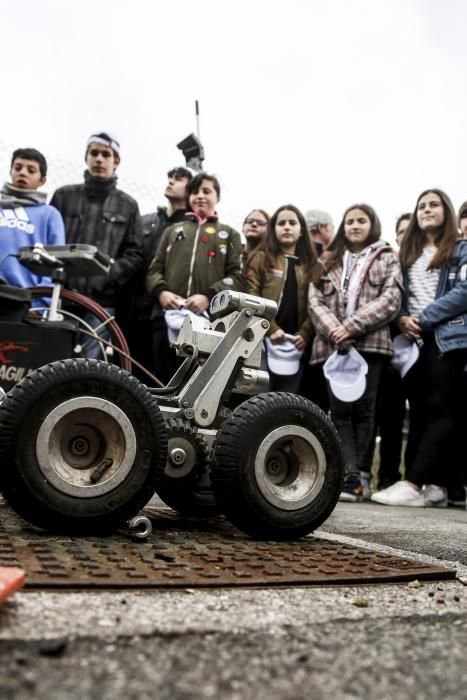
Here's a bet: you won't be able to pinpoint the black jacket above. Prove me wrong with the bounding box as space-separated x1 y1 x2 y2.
141 206 188 262
50 177 143 308
120 206 189 320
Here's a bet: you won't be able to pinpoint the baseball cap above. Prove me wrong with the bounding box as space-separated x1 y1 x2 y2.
390 334 419 378
323 347 368 402
165 307 209 343
265 334 304 376
165 307 195 343
304 209 333 230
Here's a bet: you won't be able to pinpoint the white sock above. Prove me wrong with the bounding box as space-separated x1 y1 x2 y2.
360 472 370 490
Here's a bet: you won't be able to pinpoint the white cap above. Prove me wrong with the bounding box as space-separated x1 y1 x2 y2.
165 307 194 343
323 347 368 402
165 307 210 343
87 131 120 155
265 334 304 376
391 334 419 378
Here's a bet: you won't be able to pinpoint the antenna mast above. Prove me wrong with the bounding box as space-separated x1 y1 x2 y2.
195 100 201 141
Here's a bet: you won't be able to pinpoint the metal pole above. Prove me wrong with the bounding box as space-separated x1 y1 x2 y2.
195 100 201 141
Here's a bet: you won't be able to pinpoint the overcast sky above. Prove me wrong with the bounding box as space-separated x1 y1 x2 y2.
3 0 467 241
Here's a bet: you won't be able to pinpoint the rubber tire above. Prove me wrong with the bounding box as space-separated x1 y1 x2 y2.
211 392 344 540
0 358 167 532
156 418 221 516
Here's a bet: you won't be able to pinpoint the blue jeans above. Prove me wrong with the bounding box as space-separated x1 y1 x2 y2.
79 307 116 361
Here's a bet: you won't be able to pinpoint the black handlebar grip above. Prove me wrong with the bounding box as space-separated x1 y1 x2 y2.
94 250 113 267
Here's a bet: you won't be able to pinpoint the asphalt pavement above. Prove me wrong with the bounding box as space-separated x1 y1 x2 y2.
0 500 466 700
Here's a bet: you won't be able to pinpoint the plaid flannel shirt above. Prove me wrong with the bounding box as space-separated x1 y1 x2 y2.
50 181 143 308
308 241 403 364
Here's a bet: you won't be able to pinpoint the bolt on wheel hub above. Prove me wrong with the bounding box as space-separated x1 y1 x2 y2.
169 447 187 466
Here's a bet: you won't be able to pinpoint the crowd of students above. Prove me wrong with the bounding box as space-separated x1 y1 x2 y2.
1 132 466 510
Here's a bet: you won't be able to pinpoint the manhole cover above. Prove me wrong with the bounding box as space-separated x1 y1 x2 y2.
0 503 455 588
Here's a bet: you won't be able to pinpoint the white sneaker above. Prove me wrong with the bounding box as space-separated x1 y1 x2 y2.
370 480 425 507
423 484 448 508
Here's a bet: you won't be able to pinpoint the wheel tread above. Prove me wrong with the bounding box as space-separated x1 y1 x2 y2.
212 392 343 539
0 359 167 532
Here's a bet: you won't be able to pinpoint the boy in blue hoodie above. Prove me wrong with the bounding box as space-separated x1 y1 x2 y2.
0 148 65 298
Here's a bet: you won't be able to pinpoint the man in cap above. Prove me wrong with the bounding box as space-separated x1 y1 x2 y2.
50 132 143 357
118 166 193 380
304 209 335 256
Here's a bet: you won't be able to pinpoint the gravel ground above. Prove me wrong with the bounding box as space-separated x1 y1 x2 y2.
1 501 466 699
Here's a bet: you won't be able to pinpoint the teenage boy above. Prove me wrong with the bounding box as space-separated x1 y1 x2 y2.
117 166 193 379
0 148 64 300
50 132 143 357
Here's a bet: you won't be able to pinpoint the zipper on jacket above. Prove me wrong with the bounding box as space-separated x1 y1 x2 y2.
276 256 288 310
187 225 201 296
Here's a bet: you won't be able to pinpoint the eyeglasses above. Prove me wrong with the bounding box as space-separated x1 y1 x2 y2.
88 149 113 158
245 218 268 226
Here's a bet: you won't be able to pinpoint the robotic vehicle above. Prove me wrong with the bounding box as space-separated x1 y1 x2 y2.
0 246 343 540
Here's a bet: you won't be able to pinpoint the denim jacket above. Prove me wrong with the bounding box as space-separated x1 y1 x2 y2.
402 240 467 353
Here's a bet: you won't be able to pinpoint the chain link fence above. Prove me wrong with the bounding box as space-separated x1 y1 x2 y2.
0 140 156 215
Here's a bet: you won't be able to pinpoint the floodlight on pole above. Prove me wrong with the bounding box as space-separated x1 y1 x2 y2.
176 100 205 172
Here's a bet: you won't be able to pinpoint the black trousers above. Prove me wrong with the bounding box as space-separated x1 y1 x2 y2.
299 361 330 411
151 322 181 386
119 317 155 383
374 363 406 488
404 333 467 488
327 353 384 477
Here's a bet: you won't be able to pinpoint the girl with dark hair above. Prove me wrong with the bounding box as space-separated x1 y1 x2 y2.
396 212 412 247
246 204 316 392
308 204 402 501
372 189 467 507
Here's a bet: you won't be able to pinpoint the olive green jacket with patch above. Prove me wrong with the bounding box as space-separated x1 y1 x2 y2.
146 216 244 320
245 250 313 343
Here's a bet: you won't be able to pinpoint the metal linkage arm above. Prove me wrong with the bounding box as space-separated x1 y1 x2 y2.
177 307 271 427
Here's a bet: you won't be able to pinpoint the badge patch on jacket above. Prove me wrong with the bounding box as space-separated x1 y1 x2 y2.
270 268 284 278
448 316 465 326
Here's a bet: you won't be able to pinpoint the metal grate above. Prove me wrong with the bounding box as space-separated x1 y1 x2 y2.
0 504 455 588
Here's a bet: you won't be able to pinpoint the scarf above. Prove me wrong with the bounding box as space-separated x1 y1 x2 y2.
84 170 117 200
0 182 47 208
